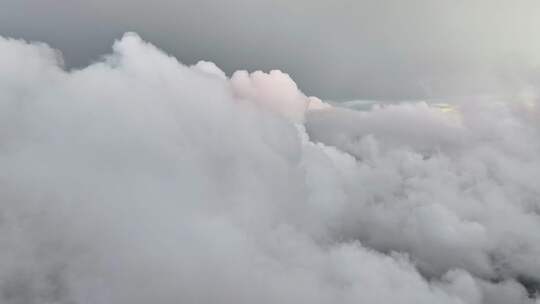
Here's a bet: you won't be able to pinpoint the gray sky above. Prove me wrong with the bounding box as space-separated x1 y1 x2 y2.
2 0 540 100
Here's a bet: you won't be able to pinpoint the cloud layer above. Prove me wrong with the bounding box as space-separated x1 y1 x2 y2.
0 33 539 303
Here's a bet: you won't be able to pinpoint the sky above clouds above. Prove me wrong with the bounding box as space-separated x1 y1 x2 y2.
2 0 540 99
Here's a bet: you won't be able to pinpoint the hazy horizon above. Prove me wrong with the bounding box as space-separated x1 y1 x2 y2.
2 0 540 100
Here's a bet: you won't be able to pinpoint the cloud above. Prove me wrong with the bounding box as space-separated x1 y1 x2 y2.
0 33 539 303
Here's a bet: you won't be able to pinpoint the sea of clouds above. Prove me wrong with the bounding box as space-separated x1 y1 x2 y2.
0 33 539 304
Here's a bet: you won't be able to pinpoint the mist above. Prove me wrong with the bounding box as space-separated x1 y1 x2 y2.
0 33 539 303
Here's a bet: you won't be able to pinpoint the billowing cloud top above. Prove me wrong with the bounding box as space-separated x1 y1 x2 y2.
0 33 540 304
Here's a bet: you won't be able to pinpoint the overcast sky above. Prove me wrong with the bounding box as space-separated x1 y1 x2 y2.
2 0 540 100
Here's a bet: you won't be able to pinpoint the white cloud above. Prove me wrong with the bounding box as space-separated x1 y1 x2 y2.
0 33 538 303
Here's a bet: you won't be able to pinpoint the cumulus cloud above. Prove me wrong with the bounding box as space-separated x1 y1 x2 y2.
0 33 539 304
